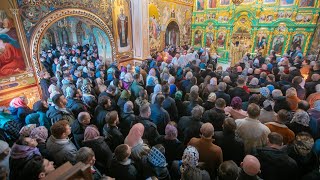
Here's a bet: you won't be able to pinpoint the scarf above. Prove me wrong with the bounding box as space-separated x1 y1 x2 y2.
11 97 27 108
10 143 41 159
290 110 310 127
30 126 48 143
125 123 144 148
148 147 167 167
84 126 101 141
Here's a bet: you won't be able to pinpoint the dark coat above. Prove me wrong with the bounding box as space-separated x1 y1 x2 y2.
202 101 215 111
120 112 136 136
131 117 160 146
93 105 109 132
103 125 124 152
150 104 170 135
215 91 231 106
178 116 202 144
287 144 319 178
46 105 75 125
228 87 250 102
214 131 245 165
66 98 87 118
141 156 171 180
83 137 113 175
273 96 291 113
157 136 185 165
255 147 298 180
71 120 86 148
109 158 138 180
162 96 179 121
202 108 226 131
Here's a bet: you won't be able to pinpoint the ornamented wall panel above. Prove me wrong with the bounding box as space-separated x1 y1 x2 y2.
192 0 320 62
148 0 193 53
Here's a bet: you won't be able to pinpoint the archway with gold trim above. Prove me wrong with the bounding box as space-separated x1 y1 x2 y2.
29 8 116 79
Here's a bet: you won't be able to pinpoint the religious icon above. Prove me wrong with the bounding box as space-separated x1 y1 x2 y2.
291 34 304 50
280 0 295 6
194 30 202 46
217 32 226 48
208 0 216 8
264 0 276 3
206 32 214 47
171 9 175 18
0 11 26 77
299 0 315 7
256 33 267 49
272 35 285 54
117 8 128 47
296 14 304 22
150 15 160 39
197 0 204 11
220 0 230 5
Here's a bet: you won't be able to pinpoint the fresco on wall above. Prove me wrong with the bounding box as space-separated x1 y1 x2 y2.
149 4 161 51
272 35 285 54
291 34 304 49
17 0 113 40
0 5 36 97
206 32 214 47
148 0 192 52
220 0 230 5
217 31 226 48
197 0 204 11
208 0 217 8
194 30 202 46
299 0 315 7
113 0 132 53
93 27 112 61
165 21 180 46
280 0 295 6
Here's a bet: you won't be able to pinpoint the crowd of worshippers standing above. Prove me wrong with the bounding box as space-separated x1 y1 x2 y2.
0 43 320 179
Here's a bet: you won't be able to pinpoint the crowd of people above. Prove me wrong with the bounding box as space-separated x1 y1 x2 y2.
0 42 319 180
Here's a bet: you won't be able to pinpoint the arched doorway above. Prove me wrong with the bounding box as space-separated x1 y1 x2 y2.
30 8 116 79
165 21 180 47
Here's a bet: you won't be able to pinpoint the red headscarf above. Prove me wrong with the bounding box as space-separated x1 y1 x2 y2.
11 97 27 108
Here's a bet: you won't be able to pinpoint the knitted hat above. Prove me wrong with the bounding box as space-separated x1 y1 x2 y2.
182 146 199 167
175 91 183 101
165 124 178 140
19 124 37 137
260 87 270 98
263 99 274 109
0 140 9 154
30 126 48 143
266 85 275 94
148 146 167 167
208 93 216 103
84 125 100 141
294 133 314 156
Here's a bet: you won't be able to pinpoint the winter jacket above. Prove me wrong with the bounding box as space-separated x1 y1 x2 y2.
71 120 86 148
46 135 77 166
109 158 138 180
66 98 87 118
83 137 113 175
162 96 179 122
150 104 170 135
131 117 160 146
46 105 75 125
103 125 124 152
120 112 136 136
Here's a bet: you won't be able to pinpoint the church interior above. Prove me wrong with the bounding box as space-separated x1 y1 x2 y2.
0 0 320 179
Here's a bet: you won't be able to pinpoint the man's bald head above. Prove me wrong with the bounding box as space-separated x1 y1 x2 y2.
241 155 261 176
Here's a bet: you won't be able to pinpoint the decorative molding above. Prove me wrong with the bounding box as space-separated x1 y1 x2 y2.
29 8 117 80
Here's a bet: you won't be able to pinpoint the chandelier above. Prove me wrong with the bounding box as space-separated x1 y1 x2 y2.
232 0 244 6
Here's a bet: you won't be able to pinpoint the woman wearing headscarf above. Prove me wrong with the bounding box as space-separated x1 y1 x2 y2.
202 92 216 111
248 77 260 94
142 144 171 180
82 125 113 175
124 123 150 161
308 100 320 139
287 109 312 135
9 96 34 125
151 84 162 104
259 99 277 124
168 76 177 98
117 90 131 113
171 146 210 180
94 77 107 95
146 68 159 94
81 85 97 114
30 126 50 160
157 123 185 166
9 136 41 180
224 97 248 120
286 87 301 111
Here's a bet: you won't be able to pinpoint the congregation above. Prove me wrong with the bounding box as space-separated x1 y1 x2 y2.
0 42 320 180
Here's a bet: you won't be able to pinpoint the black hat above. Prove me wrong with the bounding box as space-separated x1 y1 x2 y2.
52 94 63 105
